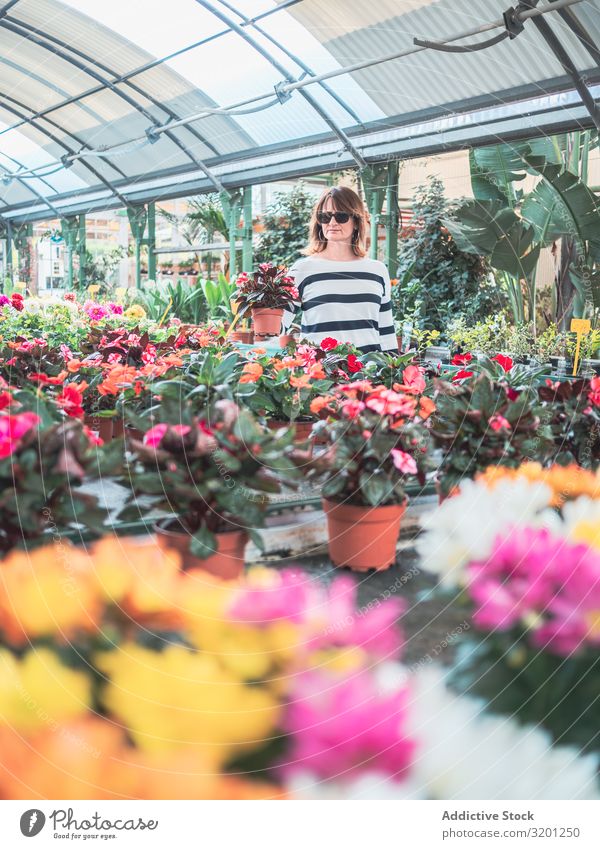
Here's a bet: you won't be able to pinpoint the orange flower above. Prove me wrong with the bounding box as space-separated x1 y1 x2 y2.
251 347 267 355
67 358 83 373
310 395 333 414
308 362 326 380
418 396 436 419
239 362 263 384
98 365 139 396
290 373 311 389
477 463 600 507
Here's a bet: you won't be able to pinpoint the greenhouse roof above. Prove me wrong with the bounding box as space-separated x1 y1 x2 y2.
0 0 598 222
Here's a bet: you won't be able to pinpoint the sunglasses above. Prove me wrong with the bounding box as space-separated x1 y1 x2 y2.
317 211 354 225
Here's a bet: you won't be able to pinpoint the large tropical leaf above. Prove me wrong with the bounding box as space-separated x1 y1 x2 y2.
522 157 600 253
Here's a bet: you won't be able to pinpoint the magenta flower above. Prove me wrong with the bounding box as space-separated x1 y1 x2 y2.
0 412 40 458
0 295 10 307
229 568 317 625
280 669 415 780
84 301 109 321
107 302 123 315
143 423 191 448
468 527 600 654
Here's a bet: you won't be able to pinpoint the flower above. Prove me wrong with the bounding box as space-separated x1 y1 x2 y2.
107 302 123 315
320 337 338 352
56 382 88 419
0 411 40 458
124 304 147 321
589 377 600 407
391 449 417 475
310 395 333 414
27 371 68 386
143 423 191 448
347 354 363 373
341 399 365 418
418 396 436 420
451 352 473 366
395 365 426 395
280 669 415 782
493 353 513 372
489 414 511 432
417 478 555 587
452 369 473 382
63 292 77 302
239 362 263 384
289 373 311 389
83 301 109 322
10 294 24 311
0 295 9 307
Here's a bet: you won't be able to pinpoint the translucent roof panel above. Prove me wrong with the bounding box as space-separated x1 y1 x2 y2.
0 0 598 221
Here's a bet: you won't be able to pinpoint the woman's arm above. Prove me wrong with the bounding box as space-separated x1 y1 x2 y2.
378 266 398 352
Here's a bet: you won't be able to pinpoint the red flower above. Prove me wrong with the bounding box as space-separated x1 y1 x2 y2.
506 387 520 401
10 293 24 311
0 412 39 458
347 354 363 373
492 353 513 372
451 352 473 366
83 426 103 446
56 382 87 419
489 414 511 432
0 391 12 410
28 371 68 386
452 369 473 382
320 337 338 352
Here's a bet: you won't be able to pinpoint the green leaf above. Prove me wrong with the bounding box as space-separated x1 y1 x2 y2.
189 526 217 559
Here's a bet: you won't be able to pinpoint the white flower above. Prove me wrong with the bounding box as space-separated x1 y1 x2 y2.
417 478 556 587
405 666 599 800
554 497 600 549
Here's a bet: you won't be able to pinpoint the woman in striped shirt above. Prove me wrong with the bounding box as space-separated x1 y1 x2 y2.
281 186 397 354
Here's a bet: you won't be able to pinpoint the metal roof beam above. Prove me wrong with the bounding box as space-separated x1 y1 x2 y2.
195 0 367 168
216 0 363 127
527 5 600 131
0 18 229 194
556 6 600 68
0 94 130 207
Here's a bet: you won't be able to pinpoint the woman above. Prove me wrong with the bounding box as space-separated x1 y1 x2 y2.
282 186 397 353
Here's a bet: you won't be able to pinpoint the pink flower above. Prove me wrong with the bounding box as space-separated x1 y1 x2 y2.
489 414 511 432
0 295 10 307
59 344 73 362
143 423 191 448
279 670 415 780
296 344 317 367
107 353 121 365
341 399 365 419
397 364 426 395
284 285 299 300
589 377 600 407
84 301 109 322
492 353 513 372
108 302 123 315
468 527 600 655
0 412 40 458
63 292 76 303
229 569 317 625
141 344 157 365
391 449 417 475
320 337 338 352
366 389 414 417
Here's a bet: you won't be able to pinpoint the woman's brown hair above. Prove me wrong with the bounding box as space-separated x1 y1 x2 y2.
305 186 368 257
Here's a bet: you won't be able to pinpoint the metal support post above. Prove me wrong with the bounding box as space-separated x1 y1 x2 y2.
242 186 253 272
384 161 400 278
220 190 242 280
361 164 391 261
127 206 148 289
146 202 156 281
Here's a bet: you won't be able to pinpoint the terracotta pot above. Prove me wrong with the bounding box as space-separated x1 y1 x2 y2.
230 330 254 344
279 334 294 348
154 519 248 579
113 418 125 439
125 426 144 444
322 498 406 571
267 418 314 444
252 307 283 336
84 415 113 443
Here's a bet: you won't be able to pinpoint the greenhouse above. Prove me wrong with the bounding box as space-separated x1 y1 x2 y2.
1 0 600 815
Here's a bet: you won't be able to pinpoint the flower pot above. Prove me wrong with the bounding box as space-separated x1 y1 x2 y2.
279 334 294 348
113 417 125 439
268 418 314 444
154 519 248 579
322 498 406 571
84 415 113 443
125 426 144 444
252 307 283 336
230 330 254 344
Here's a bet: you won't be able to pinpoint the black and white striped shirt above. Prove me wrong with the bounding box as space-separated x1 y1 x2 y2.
282 256 397 353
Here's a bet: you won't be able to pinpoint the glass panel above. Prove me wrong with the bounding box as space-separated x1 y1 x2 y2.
59 0 225 56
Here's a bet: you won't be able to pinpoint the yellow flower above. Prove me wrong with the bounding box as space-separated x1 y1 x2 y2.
477 463 600 506
0 544 102 644
97 643 280 765
0 648 90 732
570 521 600 551
124 304 147 321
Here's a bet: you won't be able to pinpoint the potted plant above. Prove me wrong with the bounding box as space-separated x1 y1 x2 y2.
307 376 434 571
235 348 334 443
118 398 300 578
431 371 552 499
234 263 298 337
0 414 122 554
